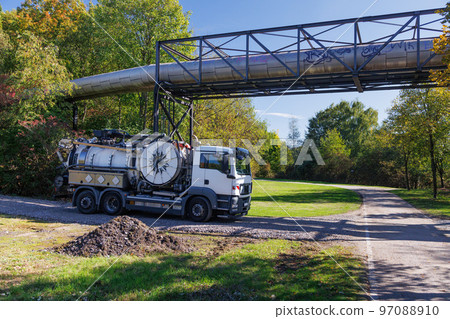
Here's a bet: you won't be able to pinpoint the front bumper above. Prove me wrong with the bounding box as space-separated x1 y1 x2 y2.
214 194 251 219
229 195 251 216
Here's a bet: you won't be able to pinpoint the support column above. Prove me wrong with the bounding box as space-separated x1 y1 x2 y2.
153 86 160 133
189 100 194 146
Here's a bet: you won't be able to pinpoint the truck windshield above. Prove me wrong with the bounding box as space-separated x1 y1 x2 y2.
235 148 251 176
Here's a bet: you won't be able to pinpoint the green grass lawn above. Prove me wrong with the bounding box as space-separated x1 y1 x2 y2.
0 214 367 301
250 180 361 218
390 189 450 219
259 178 396 189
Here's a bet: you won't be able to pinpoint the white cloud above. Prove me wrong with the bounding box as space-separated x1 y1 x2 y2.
257 111 302 119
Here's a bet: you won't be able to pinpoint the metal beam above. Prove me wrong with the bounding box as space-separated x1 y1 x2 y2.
159 8 443 44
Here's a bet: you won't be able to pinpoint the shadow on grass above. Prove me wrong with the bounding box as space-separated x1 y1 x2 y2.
251 189 360 205
5 250 367 301
390 189 450 219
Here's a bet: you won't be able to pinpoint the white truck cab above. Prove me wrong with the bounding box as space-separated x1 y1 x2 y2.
191 146 252 217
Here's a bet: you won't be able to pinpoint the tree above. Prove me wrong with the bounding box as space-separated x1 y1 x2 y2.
385 97 423 190
0 27 16 109
431 3 450 86
194 98 273 176
194 98 267 144
353 128 406 187
315 129 353 182
287 117 301 148
0 116 77 196
10 32 73 120
2 0 86 43
92 0 190 68
392 89 450 198
90 0 192 129
0 29 11 71
306 100 378 156
1 0 193 131
435 134 449 188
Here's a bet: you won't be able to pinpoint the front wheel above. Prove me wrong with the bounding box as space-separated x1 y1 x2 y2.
101 192 124 216
187 197 212 222
76 190 97 214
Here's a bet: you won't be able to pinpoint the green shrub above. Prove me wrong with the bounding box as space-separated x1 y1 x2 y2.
0 115 76 197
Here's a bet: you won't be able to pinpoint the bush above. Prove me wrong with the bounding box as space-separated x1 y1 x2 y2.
0 116 78 197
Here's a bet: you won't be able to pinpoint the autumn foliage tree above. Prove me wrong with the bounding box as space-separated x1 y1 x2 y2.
0 7 74 196
389 89 450 198
2 0 86 43
431 3 450 86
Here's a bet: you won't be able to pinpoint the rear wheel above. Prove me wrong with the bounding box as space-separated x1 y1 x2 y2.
187 197 212 222
101 192 124 216
76 190 97 214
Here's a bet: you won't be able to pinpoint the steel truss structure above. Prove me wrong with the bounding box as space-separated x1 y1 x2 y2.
155 8 444 98
153 88 194 144
152 8 446 139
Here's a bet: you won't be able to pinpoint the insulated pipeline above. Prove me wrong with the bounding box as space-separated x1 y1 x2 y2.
71 39 441 99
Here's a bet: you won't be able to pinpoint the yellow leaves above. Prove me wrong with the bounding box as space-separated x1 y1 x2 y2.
432 26 449 54
430 5 450 86
3 0 86 43
193 98 267 146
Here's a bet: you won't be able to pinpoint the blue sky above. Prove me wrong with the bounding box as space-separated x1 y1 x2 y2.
1 0 446 138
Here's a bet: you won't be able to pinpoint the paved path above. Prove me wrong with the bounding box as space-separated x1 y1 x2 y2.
0 183 448 300
340 186 449 301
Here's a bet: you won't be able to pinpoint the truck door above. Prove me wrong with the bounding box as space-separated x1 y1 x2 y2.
200 152 232 195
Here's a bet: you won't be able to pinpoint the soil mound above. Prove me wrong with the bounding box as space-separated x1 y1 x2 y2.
55 216 192 257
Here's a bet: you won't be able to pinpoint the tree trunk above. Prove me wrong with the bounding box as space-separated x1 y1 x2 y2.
429 133 437 199
81 103 87 123
72 102 78 131
436 156 445 188
118 98 121 129
139 92 144 121
142 91 148 130
404 152 410 191
437 159 445 188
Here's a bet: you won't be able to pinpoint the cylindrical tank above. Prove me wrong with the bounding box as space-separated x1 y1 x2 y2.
73 146 128 169
71 139 186 187
71 39 442 99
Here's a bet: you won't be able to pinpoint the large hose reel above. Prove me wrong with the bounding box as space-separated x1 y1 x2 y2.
139 139 182 186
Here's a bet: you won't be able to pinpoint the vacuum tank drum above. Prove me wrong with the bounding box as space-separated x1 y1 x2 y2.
72 138 184 187
73 145 128 169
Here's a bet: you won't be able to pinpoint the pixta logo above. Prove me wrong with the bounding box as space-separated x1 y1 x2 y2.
198 138 324 166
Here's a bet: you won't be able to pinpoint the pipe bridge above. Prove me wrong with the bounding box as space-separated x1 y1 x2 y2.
69 8 446 141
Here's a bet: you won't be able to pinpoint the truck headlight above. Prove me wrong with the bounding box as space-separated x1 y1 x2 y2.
231 197 239 209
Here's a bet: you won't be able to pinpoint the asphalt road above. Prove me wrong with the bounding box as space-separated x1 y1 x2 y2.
0 183 448 300
340 185 450 301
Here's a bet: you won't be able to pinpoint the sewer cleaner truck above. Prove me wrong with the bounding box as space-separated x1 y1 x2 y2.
55 130 252 222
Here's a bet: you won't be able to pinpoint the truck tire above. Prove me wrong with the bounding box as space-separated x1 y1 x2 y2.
101 192 124 216
187 197 212 222
76 190 97 214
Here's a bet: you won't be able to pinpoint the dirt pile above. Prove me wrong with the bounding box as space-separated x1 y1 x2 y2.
55 216 192 257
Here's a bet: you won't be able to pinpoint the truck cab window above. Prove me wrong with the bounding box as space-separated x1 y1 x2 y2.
200 153 225 171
